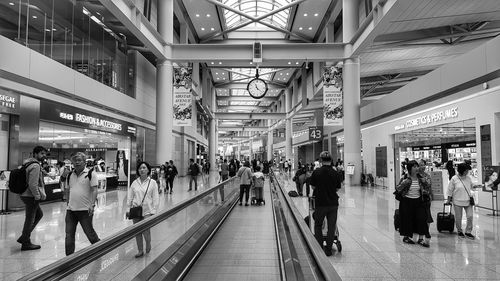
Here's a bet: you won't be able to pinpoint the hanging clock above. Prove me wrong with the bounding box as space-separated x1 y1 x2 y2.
247 70 268 99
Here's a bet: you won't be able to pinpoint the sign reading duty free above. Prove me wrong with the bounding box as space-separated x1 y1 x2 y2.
40 100 137 136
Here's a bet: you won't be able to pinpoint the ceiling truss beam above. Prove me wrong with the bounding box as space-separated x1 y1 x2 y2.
215 112 286 120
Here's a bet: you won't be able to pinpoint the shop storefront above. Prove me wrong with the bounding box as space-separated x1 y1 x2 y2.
361 85 500 212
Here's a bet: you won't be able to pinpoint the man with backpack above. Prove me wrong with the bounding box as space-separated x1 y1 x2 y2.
188 159 200 191
228 159 237 177
64 152 100 255
309 151 342 256
16 146 47 251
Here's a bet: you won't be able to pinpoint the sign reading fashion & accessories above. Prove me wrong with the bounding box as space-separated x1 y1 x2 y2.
323 65 343 126
40 100 137 136
173 67 193 126
394 107 459 131
0 89 20 114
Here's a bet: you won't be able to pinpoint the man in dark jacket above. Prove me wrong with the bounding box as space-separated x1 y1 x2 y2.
166 160 178 194
188 159 199 191
17 146 47 251
309 151 342 256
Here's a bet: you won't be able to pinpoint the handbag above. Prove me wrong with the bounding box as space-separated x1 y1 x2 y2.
128 179 151 220
458 177 475 206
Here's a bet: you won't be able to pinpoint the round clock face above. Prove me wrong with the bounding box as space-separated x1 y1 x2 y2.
247 78 268 99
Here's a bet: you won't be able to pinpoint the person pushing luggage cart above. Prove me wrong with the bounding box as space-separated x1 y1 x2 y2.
307 151 342 256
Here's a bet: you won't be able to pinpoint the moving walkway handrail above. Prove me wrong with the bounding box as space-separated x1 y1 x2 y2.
18 177 238 281
269 170 342 281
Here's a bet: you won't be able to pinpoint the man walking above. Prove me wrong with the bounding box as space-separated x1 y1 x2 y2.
17 146 47 251
65 152 100 255
166 160 178 194
188 159 199 191
220 159 229 182
309 151 342 256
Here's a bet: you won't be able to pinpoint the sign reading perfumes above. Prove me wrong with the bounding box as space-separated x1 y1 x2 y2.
173 67 193 126
394 107 459 131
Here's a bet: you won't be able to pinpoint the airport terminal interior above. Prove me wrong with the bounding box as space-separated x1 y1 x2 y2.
1 0 500 280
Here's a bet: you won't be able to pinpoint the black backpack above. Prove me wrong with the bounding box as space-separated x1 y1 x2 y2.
229 163 236 174
8 161 39 194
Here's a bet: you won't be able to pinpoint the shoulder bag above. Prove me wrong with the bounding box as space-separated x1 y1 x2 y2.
458 177 475 206
128 179 151 220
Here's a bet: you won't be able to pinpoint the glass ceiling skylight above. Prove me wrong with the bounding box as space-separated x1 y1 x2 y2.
230 68 276 83
223 0 292 30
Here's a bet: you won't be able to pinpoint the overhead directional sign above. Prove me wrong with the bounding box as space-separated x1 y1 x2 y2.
309 126 323 141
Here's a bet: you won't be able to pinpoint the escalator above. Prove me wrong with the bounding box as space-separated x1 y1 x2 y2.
18 171 341 281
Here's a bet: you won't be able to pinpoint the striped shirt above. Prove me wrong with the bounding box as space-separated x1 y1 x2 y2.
405 179 420 198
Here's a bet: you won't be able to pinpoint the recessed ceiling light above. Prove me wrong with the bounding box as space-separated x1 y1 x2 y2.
216 72 219 75
9 2 14 5
296 62 299 65
196 14 200 17
314 13 318 17
304 13 308 16
288 61 291 65
211 27 215 31
280 73 283 75
201 27 205 31
52 28 57 31
32 15 37 19
250 62 253 64
219 62 222 64
286 73 289 75
207 14 211 17
308 27 313 30
299 27 303 30
211 62 214 64
45 29 51 32
217 77 219 80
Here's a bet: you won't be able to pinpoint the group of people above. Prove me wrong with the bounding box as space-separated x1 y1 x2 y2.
156 160 179 194
396 159 477 248
237 161 266 206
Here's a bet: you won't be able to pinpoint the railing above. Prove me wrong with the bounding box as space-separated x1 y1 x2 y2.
18 177 241 281
269 170 342 281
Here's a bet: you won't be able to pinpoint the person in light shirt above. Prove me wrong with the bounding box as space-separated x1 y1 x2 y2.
127 161 160 258
446 163 475 239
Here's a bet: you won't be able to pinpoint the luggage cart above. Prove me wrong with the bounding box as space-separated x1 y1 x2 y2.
305 196 341 252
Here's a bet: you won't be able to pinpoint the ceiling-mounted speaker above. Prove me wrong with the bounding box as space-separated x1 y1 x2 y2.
253 42 262 63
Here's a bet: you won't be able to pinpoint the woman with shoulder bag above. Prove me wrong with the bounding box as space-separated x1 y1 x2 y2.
127 161 160 258
396 160 430 247
446 163 475 239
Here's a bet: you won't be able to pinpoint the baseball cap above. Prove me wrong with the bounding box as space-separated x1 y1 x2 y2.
319 151 332 161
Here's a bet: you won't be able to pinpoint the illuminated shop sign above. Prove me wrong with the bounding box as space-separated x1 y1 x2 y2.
40 101 137 136
394 107 459 131
0 89 20 114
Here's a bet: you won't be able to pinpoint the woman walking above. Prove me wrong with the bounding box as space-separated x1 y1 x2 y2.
447 163 475 239
127 161 159 258
396 160 431 247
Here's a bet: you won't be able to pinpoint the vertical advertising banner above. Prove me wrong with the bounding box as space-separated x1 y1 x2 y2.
173 67 193 126
323 66 343 126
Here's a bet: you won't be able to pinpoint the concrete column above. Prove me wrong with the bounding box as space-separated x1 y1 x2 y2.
285 88 293 169
208 117 218 185
156 0 174 164
326 22 335 43
267 120 273 161
343 0 361 185
249 139 253 162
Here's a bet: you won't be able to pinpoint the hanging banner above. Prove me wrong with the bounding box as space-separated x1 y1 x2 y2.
323 65 343 126
173 67 193 126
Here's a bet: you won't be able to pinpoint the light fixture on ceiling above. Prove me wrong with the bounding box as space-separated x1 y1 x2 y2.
304 13 308 16
32 15 37 19
219 62 222 64
211 62 214 64
207 14 211 17
196 14 200 17
295 62 299 65
286 73 289 75
308 27 313 30
216 72 218 75
288 61 291 65
250 62 253 64
299 27 303 30
211 27 215 31
314 13 318 17
9 2 14 5
201 27 205 31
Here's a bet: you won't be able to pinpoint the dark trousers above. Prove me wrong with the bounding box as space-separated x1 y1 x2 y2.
65 210 100 256
167 177 174 192
399 197 427 237
189 175 198 190
239 184 251 203
19 197 43 244
313 206 338 248
221 174 229 182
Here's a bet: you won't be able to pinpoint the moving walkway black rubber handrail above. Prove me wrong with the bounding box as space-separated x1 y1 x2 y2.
270 171 342 281
18 177 238 281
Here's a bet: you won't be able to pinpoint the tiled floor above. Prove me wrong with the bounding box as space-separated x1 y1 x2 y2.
3 170 500 281
184 179 280 281
0 174 216 281
278 172 500 281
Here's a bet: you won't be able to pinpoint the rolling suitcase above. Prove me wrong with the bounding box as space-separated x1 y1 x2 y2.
437 203 455 233
394 209 400 231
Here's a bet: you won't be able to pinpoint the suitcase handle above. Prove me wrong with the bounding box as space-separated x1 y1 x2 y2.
443 202 452 214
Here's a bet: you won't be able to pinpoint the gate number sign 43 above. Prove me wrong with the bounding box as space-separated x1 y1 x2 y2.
309 127 323 140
